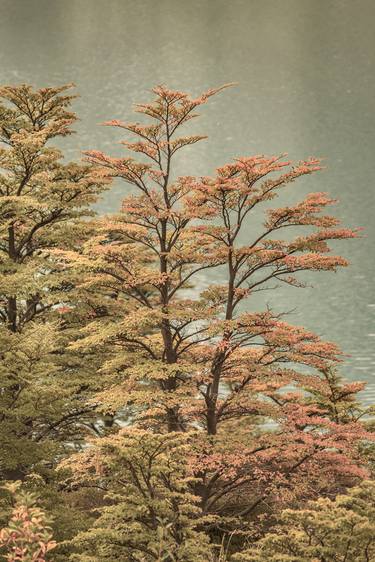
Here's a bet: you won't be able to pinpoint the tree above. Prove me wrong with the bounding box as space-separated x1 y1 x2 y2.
75 85 358 425
62 84 372 528
62 429 213 562
234 480 375 562
0 84 108 479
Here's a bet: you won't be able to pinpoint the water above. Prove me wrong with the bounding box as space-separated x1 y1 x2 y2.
0 0 374 403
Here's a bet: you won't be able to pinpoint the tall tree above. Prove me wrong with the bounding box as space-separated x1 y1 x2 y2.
61 85 372 544
0 84 108 479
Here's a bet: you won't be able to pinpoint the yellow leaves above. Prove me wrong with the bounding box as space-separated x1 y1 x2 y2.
60 429 214 561
0 83 76 140
239 480 375 562
16 322 60 360
62 428 195 486
134 360 192 382
71 307 162 350
200 284 228 306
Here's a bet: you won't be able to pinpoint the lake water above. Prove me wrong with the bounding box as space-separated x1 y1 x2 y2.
0 0 374 403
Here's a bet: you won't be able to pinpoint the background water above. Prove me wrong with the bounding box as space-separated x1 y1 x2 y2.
0 0 374 402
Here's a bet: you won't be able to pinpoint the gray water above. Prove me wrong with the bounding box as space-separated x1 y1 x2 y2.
0 0 374 403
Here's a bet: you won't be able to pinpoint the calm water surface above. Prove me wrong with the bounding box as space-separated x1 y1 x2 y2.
0 0 374 402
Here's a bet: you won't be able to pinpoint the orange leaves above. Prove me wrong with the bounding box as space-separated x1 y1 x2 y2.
56 305 72 315
198 156 322 213
283 252 349 271
84 150 151 184
199 312 342 380
217 154 292 180
103 120 163 139
169 135 208 155
0 483 56 562
133 83 233 127
121 139 159 161
265 192 337 228
77 85 365 497
187 401 370 516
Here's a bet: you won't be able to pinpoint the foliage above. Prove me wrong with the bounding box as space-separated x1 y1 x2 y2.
0 482 56 562
0 82 373 561
234 480 375 562
63 84 372 529
62 429 214 562
0 84 108 479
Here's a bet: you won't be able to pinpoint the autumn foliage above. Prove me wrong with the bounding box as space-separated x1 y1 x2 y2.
0 83 373 561
0 483 56 562
235 480 375 561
